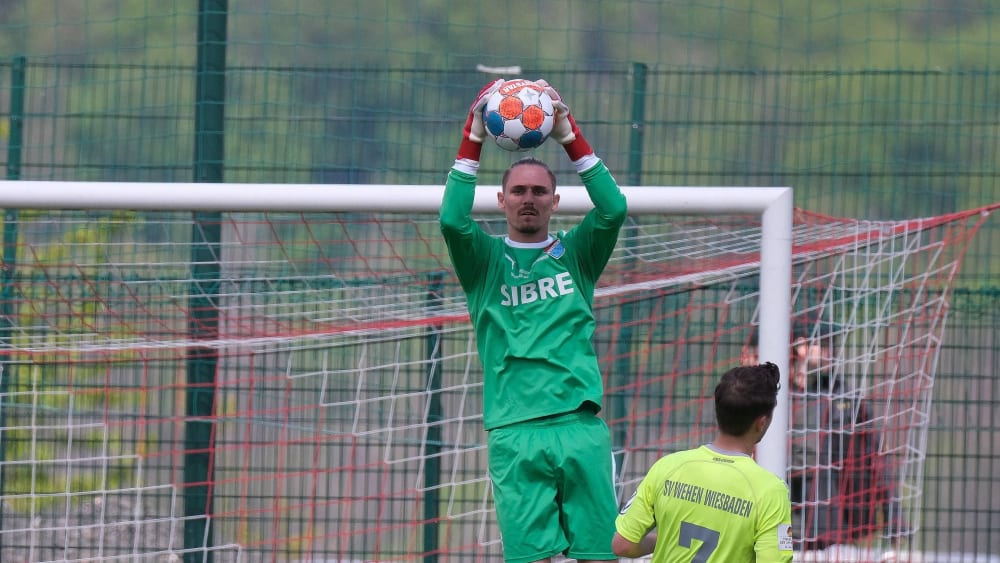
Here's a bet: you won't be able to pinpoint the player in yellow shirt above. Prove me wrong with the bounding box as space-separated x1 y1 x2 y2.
613 362 794 562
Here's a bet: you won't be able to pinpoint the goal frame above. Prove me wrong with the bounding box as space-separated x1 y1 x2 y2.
0 180 794 476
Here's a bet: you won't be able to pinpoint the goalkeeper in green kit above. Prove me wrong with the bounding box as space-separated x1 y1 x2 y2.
440 79 628 563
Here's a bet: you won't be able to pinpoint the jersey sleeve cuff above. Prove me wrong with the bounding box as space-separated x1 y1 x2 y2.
572 153 601 174
453 158 480 176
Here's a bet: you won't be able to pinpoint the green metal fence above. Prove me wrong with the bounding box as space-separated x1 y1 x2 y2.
1 1 998 559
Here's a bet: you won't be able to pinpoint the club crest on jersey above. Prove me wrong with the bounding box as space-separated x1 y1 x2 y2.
543 238 565 259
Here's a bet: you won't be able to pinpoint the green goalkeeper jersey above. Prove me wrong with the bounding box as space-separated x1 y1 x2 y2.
439 160 627 430
616 445 794 563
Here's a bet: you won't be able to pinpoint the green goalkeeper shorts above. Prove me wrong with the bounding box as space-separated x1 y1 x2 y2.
487 408 619 563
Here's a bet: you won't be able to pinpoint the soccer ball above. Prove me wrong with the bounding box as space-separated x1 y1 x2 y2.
483 79 555 151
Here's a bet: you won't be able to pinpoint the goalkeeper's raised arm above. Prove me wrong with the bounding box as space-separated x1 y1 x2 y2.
536 79 627 265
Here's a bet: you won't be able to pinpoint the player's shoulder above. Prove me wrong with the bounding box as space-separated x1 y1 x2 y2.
700 447 787 487
641 446 684 468
744 461 791 494
646 446 709 473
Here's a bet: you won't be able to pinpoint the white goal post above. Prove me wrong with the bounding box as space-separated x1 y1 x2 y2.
0 180 795 477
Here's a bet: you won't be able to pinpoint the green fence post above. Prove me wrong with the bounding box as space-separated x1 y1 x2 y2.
0 53 27 554
611 62 648 476
186 2 227 562
4 56 24 181
423 272 445 563
628 62 648 184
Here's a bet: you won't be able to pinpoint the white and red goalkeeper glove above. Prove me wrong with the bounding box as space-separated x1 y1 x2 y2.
456 78 504 163
535 79 594 162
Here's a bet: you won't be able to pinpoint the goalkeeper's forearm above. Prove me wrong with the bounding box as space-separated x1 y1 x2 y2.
441 166 477 232
580 158 628 223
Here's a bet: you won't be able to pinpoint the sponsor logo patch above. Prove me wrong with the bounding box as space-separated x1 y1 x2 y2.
778 523 793 550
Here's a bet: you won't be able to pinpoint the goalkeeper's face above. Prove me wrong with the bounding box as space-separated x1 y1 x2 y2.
498 163 560 243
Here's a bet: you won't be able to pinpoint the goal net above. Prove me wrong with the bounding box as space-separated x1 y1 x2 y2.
0 182 991 562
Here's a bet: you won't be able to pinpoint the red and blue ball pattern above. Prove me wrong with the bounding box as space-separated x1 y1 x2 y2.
483 79 555 152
